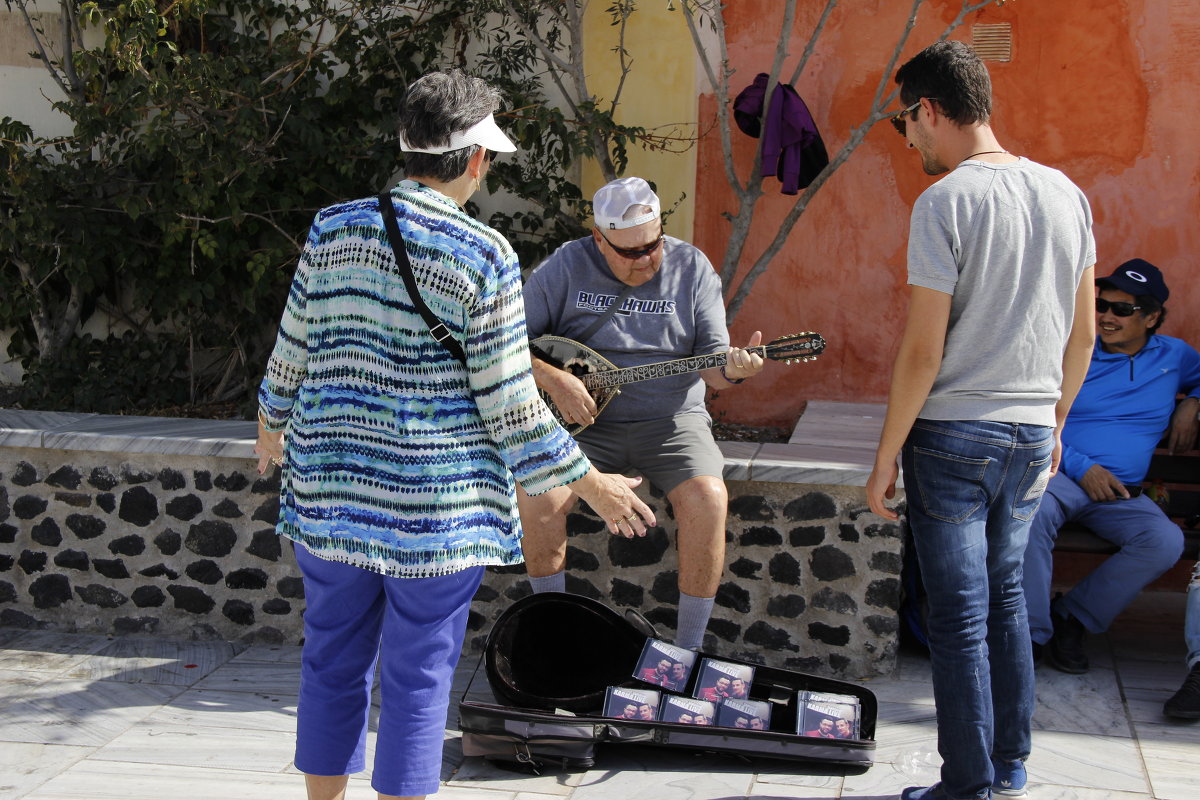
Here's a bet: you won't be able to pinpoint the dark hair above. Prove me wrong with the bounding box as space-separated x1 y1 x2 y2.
895 40 992 125
1138 295 1167 334
398 69 501 182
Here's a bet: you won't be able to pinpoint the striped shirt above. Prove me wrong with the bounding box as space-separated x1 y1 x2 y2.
258 180 589 577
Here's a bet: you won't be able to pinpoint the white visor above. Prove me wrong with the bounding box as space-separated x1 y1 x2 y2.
399 113 517 155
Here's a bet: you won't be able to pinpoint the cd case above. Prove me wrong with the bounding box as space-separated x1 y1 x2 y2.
796 693 861 740
715 697 772 731
692 657 755 702
632 638 697 691
602 686 661 721
660 695 716 726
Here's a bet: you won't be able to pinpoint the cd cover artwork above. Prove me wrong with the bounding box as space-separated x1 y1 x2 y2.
603 686 661 721
715 697 772 731
633 638 697 692
692 657 755 702
796 696 860 740
660 695 716 726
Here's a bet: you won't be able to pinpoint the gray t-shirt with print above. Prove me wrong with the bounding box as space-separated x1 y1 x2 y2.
523 235 729 422
908 157 1095 426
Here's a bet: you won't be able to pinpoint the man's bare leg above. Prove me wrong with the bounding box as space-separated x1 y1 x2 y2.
516 484 577 580
668 475 728 648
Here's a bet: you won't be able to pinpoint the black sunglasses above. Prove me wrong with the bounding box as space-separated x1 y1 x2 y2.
1096 298 1143 317
890 98 938 137
599 229 664 260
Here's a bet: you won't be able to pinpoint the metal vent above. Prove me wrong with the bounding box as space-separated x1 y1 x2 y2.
972 23 1013 62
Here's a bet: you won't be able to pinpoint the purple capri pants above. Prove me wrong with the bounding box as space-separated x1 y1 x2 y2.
292 543 484 796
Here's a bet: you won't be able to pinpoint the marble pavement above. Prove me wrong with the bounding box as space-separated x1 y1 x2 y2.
1 591 1197 800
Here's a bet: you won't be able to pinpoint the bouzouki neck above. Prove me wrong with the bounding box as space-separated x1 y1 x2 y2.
579 349 759 390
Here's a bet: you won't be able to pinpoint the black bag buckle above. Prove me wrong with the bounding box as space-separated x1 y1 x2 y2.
513 744 543 775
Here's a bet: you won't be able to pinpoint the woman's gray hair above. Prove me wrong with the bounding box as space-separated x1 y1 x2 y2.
399 69 502 182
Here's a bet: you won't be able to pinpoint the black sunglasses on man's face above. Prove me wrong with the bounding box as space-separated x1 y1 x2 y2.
598 229 665 260
890 98 938 137
1095 298 1143 317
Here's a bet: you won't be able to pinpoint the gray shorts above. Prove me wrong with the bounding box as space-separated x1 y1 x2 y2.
575 413 724 495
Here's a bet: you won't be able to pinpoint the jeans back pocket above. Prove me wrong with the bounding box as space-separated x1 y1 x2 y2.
1011 453 1053 521
910 446 991 524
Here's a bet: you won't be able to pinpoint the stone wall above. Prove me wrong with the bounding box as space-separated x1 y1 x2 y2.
0 430 905 679
468 481 904 679
0 447 298 643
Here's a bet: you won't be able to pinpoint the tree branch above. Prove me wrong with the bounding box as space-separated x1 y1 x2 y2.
788 0 838 86
178 213 303 250
680 1 745 200
502 1 576 79
58 0 84 100
15 0 74 100
724 0 1008 319
606 1 635 112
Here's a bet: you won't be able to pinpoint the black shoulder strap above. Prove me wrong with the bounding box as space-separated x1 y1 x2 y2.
378 192 468 367
574 281 636 346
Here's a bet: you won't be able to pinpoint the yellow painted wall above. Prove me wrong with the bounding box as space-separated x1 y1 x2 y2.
581 3 696 238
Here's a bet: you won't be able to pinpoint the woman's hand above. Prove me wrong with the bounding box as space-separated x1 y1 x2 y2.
254 416 285 475
569 470 656 537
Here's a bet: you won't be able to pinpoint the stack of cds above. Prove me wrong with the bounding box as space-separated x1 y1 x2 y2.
795 690 861 739
606 638 772 731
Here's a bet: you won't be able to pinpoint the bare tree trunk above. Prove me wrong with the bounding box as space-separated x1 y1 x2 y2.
13 254 85 361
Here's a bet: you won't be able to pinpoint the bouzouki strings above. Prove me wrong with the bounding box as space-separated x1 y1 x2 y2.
531 332 826 435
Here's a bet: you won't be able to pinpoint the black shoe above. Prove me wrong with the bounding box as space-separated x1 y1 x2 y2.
1032 642 1043 668
1047 601 1089 674
1163 663 1200 719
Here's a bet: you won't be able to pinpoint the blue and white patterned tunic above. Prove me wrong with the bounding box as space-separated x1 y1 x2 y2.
258 180 590 578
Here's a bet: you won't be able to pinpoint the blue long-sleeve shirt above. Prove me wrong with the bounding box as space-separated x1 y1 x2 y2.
1060 335 1200 484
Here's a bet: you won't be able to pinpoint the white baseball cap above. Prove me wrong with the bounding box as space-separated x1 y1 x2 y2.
399 113 517 154
593 177 661 230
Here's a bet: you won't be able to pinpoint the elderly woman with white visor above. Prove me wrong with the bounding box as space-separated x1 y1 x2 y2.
255 69 653 800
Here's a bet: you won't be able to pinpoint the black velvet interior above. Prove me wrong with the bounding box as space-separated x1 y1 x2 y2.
485 594 647 713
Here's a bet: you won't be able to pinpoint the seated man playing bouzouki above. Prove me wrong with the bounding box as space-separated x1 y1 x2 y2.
517 177 764 650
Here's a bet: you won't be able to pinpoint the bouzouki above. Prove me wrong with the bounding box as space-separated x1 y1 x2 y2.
530 332 825 435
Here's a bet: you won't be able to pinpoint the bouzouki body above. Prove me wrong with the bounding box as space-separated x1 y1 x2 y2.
529 332 825 436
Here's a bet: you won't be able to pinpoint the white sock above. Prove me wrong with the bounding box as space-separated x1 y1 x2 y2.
528 570 566 594
675 591 715 650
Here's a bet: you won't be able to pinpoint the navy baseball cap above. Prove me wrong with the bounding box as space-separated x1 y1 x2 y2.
1097 258 1168 304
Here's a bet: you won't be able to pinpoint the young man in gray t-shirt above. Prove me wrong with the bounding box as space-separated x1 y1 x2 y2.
867 41 1096 800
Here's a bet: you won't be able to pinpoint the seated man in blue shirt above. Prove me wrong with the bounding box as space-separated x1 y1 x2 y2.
1164 560 1200 718
1023 259 1200 674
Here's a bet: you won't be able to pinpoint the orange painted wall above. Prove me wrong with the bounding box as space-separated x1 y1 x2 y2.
697 0 1200 427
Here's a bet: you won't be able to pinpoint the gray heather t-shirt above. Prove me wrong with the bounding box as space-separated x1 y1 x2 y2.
523 236 729 422
908 157 1095 426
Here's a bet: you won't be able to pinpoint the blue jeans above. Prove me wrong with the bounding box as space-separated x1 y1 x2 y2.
1023 473 1183 644
1187 561 1200 669
903 419 1054 800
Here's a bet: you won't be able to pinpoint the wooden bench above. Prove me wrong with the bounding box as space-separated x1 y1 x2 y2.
789 402 1199 562
1055 448 1200 560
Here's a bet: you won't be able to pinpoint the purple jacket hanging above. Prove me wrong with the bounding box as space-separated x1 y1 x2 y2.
733 73 829 195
